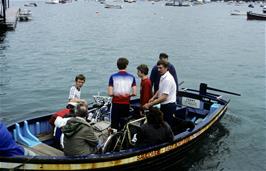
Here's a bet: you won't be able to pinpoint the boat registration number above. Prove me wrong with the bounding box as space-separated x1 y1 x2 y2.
182 97 201 108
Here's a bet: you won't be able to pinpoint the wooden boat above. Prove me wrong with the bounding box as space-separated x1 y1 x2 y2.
0 83 240 170
247 11 266 20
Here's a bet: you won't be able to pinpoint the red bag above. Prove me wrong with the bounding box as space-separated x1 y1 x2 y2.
49 108 70 126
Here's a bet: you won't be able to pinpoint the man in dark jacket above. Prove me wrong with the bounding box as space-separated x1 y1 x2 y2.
150 53 178 94
62 100 99 156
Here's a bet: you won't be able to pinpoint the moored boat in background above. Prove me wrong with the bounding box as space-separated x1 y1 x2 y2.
263 7 266 13
230 10 246 16
105 4 122 9
45 0 59 4
24 3 37 7
18 9 32 21
247 11 266 20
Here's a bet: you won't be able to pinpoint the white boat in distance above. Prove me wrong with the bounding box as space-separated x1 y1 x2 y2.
45 0 59 4
230 10 246 15
18 9 32 21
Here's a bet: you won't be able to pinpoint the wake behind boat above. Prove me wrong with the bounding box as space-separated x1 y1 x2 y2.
0 83 240 170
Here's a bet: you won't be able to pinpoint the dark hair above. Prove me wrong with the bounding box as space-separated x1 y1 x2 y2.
146 107 166 129
75 101 88 118
137 64 149 75
117 58 129 70
159 53 168 59
75 74 86 82
157 59 169 68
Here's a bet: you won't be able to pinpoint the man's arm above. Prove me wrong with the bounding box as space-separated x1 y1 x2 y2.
143 93 168 109
131 85 137 96
148 91 158 103
108 86 113 97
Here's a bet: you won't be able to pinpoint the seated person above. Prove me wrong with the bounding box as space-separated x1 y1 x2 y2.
0 121 35 156
62 100 99 156
136 107 174 147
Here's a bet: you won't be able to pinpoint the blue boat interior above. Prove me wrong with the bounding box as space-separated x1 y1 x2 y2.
13 120 52 146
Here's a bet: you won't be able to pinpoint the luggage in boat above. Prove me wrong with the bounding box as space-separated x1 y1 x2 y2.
49 108 70 126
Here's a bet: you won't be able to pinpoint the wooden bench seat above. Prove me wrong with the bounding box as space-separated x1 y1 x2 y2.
21 143 64 156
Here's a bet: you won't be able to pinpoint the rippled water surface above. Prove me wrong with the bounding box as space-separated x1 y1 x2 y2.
0 1 265 170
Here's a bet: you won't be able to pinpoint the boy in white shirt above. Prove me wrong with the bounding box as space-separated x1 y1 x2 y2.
68 74 86 103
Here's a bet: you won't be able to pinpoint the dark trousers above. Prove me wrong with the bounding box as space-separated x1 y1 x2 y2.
160 102 176 128
111 103 130 131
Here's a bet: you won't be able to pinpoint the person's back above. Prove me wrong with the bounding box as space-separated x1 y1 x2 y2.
139 121 173 146
62 101 99 156
108 57 137 131
136 108 174 147
62 117 98 156
0 122 24 157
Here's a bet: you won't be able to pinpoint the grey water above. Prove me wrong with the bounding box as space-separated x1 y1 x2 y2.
0 1 265 170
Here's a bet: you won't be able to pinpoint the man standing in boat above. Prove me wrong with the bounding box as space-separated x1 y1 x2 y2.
108 57 137 131
143 59 176 128
150 53 178 94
